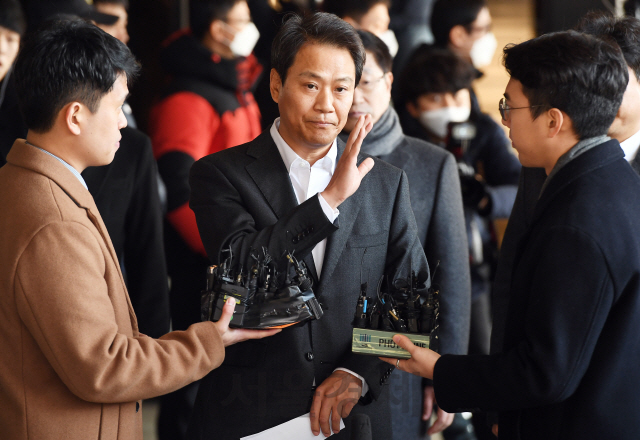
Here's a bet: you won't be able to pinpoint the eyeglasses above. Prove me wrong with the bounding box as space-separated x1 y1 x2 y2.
499 97 543 121
357 74 386 92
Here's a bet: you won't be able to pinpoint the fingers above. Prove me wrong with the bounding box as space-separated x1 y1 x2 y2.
217 297 236 331
318 393 333 437
427 409 455 435
344 114 366 153
357 157 375 179
232 328 281 343
422 386 435 421
392 334 416 353
309 389 322 436
332 401 343 434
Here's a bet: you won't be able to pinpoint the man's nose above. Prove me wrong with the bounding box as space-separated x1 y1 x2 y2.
314 87 334 113
353 87 365 104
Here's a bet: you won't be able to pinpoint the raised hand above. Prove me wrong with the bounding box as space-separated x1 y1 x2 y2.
321 114 374 209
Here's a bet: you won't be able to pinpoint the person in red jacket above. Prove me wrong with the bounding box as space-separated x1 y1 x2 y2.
149 1 262 438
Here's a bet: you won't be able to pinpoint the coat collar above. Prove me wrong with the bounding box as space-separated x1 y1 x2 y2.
531 139 623 226
244 132 366 287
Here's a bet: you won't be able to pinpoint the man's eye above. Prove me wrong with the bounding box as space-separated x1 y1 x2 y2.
336 87 347 92
306 84 317 90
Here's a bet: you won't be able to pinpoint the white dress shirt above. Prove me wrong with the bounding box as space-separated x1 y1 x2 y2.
269 118 369 396
620 127 640 163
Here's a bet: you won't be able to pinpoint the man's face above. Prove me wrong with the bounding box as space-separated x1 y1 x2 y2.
0 25 20 82
94 3 129 45
344 50 392 132
271 43 355 157
411 89 471 113
356 3 391 36
452 6 492 59
214 1 252 50
80 74 128 168
609 66 640 142
501 78 549 168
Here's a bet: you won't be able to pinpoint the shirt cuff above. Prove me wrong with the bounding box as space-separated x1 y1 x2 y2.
318 193 340 223
334 368 369 397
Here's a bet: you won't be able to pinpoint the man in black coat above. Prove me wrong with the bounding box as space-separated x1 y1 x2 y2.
187 13 429 440
384 30 640 440
340 30 470 438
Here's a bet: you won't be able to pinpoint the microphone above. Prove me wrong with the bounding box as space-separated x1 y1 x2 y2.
350 414 372 440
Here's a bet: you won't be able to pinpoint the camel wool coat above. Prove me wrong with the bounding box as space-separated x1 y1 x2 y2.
0 140 225 440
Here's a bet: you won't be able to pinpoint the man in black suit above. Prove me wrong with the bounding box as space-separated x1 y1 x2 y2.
187 12 429 440
491 12 640 361
385 30 640 439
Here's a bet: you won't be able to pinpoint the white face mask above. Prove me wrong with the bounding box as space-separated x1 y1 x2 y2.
227 22 260 58
469 32 497 68
378 29 399 58
418 106 471 139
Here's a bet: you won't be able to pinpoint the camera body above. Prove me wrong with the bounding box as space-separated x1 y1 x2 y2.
201 247 323 329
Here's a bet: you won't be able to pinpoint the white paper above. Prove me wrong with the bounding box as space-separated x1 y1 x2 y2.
240 413 345 440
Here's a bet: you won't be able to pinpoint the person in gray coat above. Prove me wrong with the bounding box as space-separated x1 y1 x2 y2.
340 30 471 439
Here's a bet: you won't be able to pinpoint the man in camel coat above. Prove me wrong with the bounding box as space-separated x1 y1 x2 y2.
0 18 277 440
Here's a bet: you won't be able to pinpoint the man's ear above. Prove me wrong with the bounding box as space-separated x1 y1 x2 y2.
546 108 564 138
406 101 419 119
270 68 282 103
209 19 228 44
384 72 394 92
449 25 469 49
64 102 83 136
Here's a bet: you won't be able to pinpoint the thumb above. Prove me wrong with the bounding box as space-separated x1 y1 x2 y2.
357 157 375 179
217 297 237 331
392 334 416 354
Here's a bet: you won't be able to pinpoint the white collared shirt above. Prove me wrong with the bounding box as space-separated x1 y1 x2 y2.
270 118 369 396
270 118 339 277
30 143 88 190
620 128 640 162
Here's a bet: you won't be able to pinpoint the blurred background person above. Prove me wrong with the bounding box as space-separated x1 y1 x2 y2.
0 0 26 161
340 30 470 440
322 0 397 56
396 44 520 439
429 0 496 115
149 0 262 438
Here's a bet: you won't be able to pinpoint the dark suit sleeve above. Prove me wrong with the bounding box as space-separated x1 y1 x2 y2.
189 155 338 269
434 226 613 413
425 153 471 356
337 170 430 400
123 133 171 338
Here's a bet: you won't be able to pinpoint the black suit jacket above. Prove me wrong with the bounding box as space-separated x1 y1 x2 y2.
82 127 170 338
187 130 429 439
434 140 640 439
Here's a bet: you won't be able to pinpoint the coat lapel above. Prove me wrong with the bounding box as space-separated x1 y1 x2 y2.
244 131 319 280
632 153 640 175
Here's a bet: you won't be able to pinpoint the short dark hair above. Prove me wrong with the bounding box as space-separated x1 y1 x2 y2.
94 0 129 9
14 19 140 133
322 0 390 22
357 30 392 73
190 0 243 41
431 0 487 47
271 12 366 86
503 30 628 139
0 0 26 36
575 11 640 80
397 45 476 106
